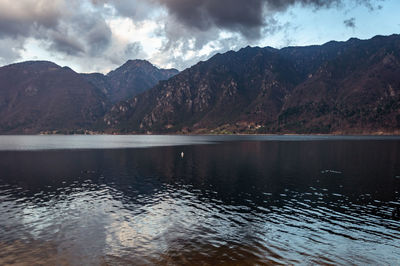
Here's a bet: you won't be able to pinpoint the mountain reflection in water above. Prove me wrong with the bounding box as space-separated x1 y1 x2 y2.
0 137 399 265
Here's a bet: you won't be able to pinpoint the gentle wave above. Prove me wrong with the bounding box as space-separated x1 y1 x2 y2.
0 138 399 265
0 179 399 265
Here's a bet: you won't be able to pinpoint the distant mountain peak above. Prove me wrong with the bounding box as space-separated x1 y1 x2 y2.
0 60 107 134
123 59 153 67
82 59 179 104
107 59 178 76
347 37 360 42
6 60 61 69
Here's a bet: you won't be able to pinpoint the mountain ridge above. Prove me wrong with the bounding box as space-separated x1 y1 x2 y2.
0 34 399 134
0 61 108 134
0 59 178 134
82 59 179 103
103 34 400 134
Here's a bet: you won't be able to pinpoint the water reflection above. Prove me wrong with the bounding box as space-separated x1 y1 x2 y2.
0 139 400 265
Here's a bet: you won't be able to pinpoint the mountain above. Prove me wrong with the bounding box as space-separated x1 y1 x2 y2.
104 34 400 134
0 61 108 134
0 35 399 135
82 59 179 104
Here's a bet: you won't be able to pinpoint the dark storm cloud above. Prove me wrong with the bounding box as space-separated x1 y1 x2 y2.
49 32 85 56
159 0 264 39
0 18 32 38
0 1 60 38
0 1 112 63
44 13 112 58
73 13 112 56
156 0 383 39
344 17 356 28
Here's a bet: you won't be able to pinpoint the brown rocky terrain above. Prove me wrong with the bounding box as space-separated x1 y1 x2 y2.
0 60 178 134
0 35 399 135
104 34 400 134
0 61 108 134
82 59 178 104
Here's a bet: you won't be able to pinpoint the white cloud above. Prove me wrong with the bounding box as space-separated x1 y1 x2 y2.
0 0 395 73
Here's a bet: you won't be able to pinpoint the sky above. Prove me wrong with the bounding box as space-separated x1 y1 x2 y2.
0 0 399 73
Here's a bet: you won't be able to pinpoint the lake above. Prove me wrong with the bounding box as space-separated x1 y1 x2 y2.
0 135 399 265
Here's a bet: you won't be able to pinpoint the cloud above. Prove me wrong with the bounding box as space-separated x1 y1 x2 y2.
0 37 25 65
152 0 384 39
344 17 356 28
124 42 143 57
49 32 85 56
141 0 384 69
70 13 112 56
157 0 265 39
0 1 113 66
0 0 388 72
0 0 62 38
105 0 157 21
147 0 385 68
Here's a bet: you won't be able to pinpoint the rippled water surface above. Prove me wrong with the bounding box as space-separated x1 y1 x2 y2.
0 135 399 265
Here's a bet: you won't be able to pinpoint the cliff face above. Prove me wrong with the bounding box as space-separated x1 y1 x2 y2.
0 61 108 134
104 35 400 134
82 60 179 104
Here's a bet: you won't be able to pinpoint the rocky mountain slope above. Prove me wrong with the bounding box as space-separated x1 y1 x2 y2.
104 34 400 134
0 59 178 134
0 61 108 134
82 60 179 104
0 35 398 135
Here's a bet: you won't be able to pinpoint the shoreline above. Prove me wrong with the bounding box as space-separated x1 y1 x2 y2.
0 132 399 136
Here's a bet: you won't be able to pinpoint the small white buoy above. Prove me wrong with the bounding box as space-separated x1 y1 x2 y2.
181 152 184 158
